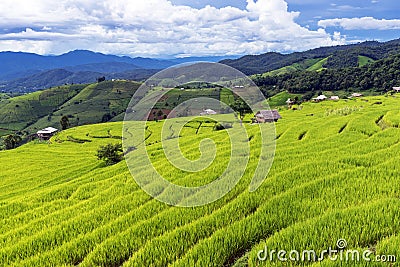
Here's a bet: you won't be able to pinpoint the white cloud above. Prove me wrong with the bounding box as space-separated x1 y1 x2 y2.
318 17 400 30
0 0 346 57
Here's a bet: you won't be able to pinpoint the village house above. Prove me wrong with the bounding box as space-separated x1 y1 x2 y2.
255 110 282 123
351 93 363 98
286 98 295 106
200 109 217 115
393 87 400 93
37 127 58 140
312 95 327 102
330 96 340 101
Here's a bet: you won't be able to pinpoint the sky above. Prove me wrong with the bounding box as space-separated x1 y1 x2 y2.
0 0 399 58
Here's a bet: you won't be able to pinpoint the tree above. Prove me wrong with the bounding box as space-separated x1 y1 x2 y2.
60 116 70 130
96 143 123 166
3 134 22 150
157 109 164 118
230 99 251 121
102 113 112 123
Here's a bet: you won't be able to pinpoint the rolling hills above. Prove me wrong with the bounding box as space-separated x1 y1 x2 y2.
0 50 235 93
0 94 399 266
0 80 141 135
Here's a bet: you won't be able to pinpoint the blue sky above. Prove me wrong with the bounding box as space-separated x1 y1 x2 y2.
0 0 399 57
171 0 400 41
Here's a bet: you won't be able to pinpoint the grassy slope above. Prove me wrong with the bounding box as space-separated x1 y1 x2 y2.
256 58 325 77
358 55 375 67
1 95 400 266
0 85 86 132
267 91 302 107
306 57 329 71
0 81 141 135
25 80 141 133
0 82 234 136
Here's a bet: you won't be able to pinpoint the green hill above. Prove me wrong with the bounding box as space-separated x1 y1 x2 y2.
254 53 400 95
0 81 240 138
0 84 87 132
306 57 329 71
0 80 141 135
267 91 302 107
222 39 400 75
1 94 399 266
358 55 375 67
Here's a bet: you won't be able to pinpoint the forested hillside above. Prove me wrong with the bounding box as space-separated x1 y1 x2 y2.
222 39 400 75
253 53 400 97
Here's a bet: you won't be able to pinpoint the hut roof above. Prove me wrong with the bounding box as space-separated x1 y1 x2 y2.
37 127 58 134
256 110 282 120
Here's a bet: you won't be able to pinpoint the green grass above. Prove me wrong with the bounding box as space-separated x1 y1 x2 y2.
0 93 10 100
255 58 326 77
0 81 141 135
0 84 87 133
306 57 329 71
1 95 400 266
358 55 375 67
267 91 302 107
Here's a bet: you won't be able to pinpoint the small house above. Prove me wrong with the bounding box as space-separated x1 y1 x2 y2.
286 98 294 105
393 87 400 93
330 96 340 101
351 93 363 98
312 95 327 102
200 109 217 115
255 110 282 123
37 127 58 140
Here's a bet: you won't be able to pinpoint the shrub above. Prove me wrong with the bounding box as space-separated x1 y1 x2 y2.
213 123 232 131
96 143 123 166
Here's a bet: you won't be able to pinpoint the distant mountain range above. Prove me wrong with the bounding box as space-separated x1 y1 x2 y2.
0 50 234 93
2 38 400 93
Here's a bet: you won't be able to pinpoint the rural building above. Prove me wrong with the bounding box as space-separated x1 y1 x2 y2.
330 96 340 101
37 127 58 140
312 95 327 102
393 87 400 92
286 98 295 105
200 109 217 115
255 110 282 123
351 93 363 98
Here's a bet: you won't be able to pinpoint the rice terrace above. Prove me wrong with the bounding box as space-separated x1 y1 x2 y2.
1 88 400 265
1 0 400 266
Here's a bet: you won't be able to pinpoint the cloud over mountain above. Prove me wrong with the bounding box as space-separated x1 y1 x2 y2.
318 17 400 30
0 0 345 57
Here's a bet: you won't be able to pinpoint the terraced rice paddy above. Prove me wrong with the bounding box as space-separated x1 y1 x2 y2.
1 95 399 266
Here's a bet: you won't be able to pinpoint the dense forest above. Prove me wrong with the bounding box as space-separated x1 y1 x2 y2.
222 39 400 75
253 53 400 98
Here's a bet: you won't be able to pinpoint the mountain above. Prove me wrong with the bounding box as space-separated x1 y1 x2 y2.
0 50 174 81
0 80 141 134
253 53 400 98
1 68 158 93
167 55 238 64
63 62 141 73
0 50 237 93
0 50 233 83
220 39 400 75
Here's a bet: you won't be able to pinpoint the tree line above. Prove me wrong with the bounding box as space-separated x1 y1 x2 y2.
253 54 400 96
